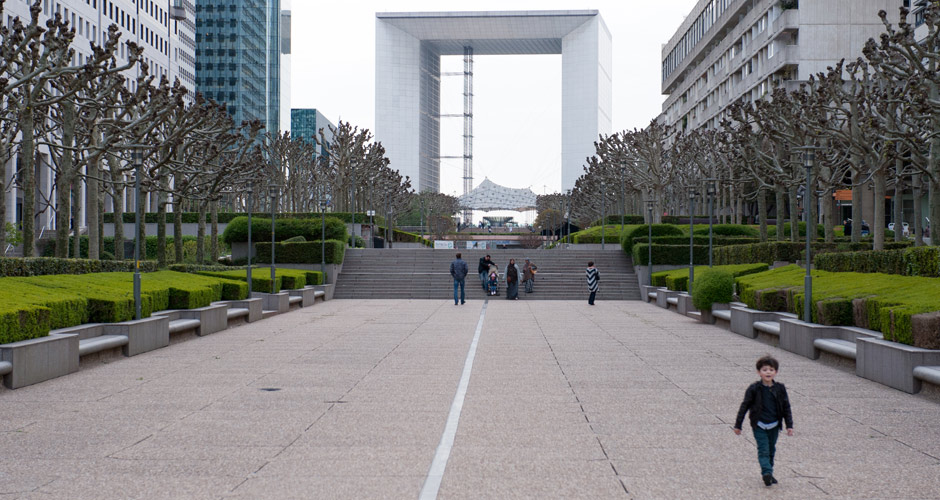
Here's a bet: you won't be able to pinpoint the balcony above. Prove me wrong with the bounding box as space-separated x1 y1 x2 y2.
772 8 799 37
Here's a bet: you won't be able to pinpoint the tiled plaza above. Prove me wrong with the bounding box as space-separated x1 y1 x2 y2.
1 299 938 499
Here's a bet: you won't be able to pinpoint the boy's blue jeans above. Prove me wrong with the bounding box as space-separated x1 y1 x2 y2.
752 426 780 476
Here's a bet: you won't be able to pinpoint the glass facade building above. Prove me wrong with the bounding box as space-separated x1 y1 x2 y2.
291 109 335 158
195 0 281 135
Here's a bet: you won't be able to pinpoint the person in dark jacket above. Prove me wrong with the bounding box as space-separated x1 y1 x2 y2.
734 355 794 487
478 254 494 291
450 253 469 305
505 259 520 300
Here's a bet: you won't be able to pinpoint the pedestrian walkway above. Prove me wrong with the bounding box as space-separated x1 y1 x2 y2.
1 300 938 499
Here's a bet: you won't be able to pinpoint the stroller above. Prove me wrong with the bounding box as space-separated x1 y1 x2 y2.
487 265 501 296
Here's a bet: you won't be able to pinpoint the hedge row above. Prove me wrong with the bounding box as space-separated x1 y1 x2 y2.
652 263 769 291
632 243 711 266
620 224 685 253
0 271 248 344
104 211 383 225
254 240 346 265
386 228 433 247
40 235 227 263
713 241 912 265
0 257 160 277
815 246 940 277
570 225 630 244
736 265 940 347
195 268 323 294
221 216 347 244
631 235 760 247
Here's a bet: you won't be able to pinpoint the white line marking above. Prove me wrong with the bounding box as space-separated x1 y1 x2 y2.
419 300 488 500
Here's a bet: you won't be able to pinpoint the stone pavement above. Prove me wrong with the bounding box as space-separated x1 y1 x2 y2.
1 299 939 499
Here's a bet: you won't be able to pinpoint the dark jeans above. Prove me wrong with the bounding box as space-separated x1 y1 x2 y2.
453 278 465 304
588 291 596 304
480 271 488 290
753 425 780 476
506 281 518 299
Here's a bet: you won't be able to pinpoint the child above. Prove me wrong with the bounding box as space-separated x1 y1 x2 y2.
488 271 498 295
733 355 794 486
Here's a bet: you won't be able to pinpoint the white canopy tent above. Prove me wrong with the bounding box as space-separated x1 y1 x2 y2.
457 178 538 212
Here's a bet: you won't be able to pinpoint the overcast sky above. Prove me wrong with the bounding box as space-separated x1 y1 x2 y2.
291 1 698 219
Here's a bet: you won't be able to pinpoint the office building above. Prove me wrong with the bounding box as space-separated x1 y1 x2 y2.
291 109 334 157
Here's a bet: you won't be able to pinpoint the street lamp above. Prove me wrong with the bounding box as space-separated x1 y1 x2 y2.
132 148 143 320
268 184 278 290
601 180 607 250
646 199 656 286
246 184 254 295
688 187 697 291
566 189 572 250
367 210 376 248
319 188 332 277
705 178 717 267
350 164 357 248
796 147 819 322
619 161 626 233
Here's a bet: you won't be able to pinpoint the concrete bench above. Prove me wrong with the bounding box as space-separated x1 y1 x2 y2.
676 293 697 317
53 316 170 358
699 303 732 325
314 290 326 301
730 307 797 339
288 287 317 307
227 308 249 320
216 298 263 324
0 333 79 389
712 309 731 321
666 297 679 306
288 295 303 308
779 319 882 361
913 366 940 387
155 303 228 337
312 284 333 301
78 334 128 356
857 338 940 393
639 285 660 303
656 289 681 309
252 292 290 315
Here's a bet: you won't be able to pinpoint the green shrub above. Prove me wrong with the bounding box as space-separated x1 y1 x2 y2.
620 224 684 253
0 257 160 277
766 222 825 238
572 225 627 244
653 263 769 291
632 235 760 247
691 268 734 311
221 216 347 244
692 224 759 237
39 235 227 263
904 246 940 277
104 211 382 225
633 244 710 266
195 267 320 293
284 235 307 243
255 240 346 265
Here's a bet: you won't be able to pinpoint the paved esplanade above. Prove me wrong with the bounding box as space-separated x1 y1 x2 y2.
2 301 939 499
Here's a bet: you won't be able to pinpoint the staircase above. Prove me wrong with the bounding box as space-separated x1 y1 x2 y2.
334 248 641 300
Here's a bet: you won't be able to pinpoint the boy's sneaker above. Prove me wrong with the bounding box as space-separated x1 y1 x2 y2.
771 476 778 484
762 474 773 486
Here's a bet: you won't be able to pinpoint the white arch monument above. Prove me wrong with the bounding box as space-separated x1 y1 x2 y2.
375 10 612 194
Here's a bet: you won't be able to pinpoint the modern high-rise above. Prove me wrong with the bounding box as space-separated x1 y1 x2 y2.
660 0 906 133
2 0 196 233
195 0 281 135
291 109 335 157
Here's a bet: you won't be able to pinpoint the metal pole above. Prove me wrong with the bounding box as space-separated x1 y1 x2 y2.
647 202 653 287
708 181 715 267
350 166 356 248
270 188 276 291
601 181 606 250
247 185 253 295
566 190 572 250
689 190 695 291
804 152 814 323
321 189 326 278
133 149 142 320
619 163 625 233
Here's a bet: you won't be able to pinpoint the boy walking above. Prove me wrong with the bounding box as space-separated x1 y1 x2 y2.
733 355 794 486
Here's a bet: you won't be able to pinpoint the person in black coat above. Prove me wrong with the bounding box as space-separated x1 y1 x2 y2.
478 254 494 291
733 355 794 487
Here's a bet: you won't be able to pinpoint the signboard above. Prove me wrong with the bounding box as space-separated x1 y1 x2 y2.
465 241 488 249
434 240 455 249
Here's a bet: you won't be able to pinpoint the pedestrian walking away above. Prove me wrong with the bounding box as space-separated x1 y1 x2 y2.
506 258 520 300
585 261 599 305
733 355 794 487
522 258 537 293
478 254 494 292
450 252 468 305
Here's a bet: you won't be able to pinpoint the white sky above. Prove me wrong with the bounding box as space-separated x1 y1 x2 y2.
291 1 699 221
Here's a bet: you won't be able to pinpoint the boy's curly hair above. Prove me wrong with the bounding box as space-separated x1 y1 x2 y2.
756 355 779 371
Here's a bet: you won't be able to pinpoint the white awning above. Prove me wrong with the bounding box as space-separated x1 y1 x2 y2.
457 178 538 211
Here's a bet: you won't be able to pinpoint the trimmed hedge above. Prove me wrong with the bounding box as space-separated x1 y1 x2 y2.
652 263 769 291
222 216 347 245
736 265 940 346
196 268 323 294
0 271 248 344
691 224 760 237
1 257 160 277
387 228 433 247
633 243 710 266
40 235 227 263
255 240 346 265
714 241 912 266
620 224 684 253
104 211 382 225
691 268 734 311
816 246 940 277
571 225 628 244
765 222 826 238
631 235 760 247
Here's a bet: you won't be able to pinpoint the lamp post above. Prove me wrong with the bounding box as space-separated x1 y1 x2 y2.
566 189 572 250
246 184 254 295
705 178 717 267
601 180 606 250
268 184 278 290
367 210 375 248
688 187 696 291
619 162 626 233
132 148 143 320
319 189 331 277
350 165 357 248
797 147 817 323
646 199 656 286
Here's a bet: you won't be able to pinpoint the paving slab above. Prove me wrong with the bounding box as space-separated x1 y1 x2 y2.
1 299 938 499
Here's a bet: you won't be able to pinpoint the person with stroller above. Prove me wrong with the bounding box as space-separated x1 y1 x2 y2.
478 254 494 291
487 268 499 296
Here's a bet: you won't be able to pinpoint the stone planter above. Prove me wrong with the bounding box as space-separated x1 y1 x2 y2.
0 333 79 389
857 338 940 394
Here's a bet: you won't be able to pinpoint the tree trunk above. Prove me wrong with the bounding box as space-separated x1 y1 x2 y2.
913 174 924 247
788 186 800 242
173 200 183 263
72 176 83 259
774 187 785 241
893 172 904 243
156 195 168 267
851 174 863 243
137 184 147 260
97 184 104 258
758 188 768 242
88 156 100 260
21 112 35 257
872 171 886 250
54 170 71 258
930 173 940 248
110 163 125 260
196 202 207 263
210 199 219 262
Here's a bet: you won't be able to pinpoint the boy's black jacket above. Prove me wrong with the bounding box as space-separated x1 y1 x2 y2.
734 381 794 430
